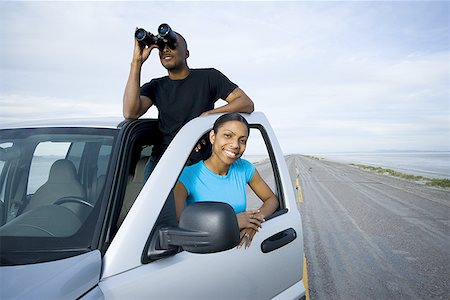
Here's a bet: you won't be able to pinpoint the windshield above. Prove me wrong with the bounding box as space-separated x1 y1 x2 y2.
0 127 117 265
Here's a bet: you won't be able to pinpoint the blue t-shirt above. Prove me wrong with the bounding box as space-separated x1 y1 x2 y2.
179 159 255 213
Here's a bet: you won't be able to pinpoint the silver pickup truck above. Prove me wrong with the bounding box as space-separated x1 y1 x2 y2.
0 112 306 299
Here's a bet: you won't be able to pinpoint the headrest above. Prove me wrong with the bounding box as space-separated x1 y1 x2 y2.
47 159 78 183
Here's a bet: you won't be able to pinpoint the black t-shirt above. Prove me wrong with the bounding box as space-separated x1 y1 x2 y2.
140 68 238 157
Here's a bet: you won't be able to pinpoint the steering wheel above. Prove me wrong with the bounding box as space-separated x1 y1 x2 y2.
53 196 94 208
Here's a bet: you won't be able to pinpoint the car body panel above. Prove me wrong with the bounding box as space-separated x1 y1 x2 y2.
100 219 303 299
0 250 102 300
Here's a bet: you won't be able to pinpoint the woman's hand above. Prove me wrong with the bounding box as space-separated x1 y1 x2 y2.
236 209 265 231
236 210 265 249
239 228 257 249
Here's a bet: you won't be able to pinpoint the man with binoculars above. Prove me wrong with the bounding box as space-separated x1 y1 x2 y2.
123 24 254 180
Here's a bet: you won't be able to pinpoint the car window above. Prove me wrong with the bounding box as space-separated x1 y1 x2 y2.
0 143 12 175
0 142 13 209
177 125 283 217
98 144 113 177
0 161 4 200
115 131 159 230
28 141 71 194
243 126 282 213
66 141 85 172
0 142 12 180
143 121 284 263
0 128 116 266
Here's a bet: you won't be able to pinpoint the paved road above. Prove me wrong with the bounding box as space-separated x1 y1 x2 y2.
284 155 450 299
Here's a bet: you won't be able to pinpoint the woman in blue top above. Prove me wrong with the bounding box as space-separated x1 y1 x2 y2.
174 113 279 248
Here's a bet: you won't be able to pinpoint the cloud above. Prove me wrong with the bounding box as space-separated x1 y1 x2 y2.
0 1 448 153
0 94 124 122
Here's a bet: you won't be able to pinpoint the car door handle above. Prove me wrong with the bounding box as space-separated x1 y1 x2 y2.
261 228 297 253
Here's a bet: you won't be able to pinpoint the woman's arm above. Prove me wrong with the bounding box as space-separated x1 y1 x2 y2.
248 169 279 219
174 181 188 221
238 169 279 248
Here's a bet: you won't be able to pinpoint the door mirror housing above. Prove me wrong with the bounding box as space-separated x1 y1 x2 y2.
159 202 240 253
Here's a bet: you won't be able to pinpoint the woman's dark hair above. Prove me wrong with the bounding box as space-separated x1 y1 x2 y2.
213 113 250 136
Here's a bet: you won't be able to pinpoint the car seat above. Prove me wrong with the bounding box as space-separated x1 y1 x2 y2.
23 159 86 213
117 156 149 226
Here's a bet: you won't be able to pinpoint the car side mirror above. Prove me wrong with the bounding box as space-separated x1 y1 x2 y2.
159 202 240 253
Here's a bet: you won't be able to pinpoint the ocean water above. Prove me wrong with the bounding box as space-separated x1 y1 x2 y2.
315 152 450 179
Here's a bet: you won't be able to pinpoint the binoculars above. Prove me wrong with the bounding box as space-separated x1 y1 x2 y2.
135 23 177 50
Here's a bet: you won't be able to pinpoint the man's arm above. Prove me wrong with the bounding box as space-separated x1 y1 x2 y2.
123 62 153 120
123 34 157 120
202 87 254 116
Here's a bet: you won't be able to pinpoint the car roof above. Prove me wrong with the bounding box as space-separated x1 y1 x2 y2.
0 112 268 130
0 116 134 130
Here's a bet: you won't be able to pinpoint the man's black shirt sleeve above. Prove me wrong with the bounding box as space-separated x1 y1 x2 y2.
207 68 238 101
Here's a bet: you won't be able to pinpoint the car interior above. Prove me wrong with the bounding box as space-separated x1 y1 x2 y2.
0 131 114 239
22 159 87 213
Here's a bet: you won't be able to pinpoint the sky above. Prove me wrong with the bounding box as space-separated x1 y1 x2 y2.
0 1 449 154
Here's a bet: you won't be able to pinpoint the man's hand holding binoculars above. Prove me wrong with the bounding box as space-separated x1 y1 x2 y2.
133 23 177 66
133 28 157 66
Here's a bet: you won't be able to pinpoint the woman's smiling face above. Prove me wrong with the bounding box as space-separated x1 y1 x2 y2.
210 120 248 165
